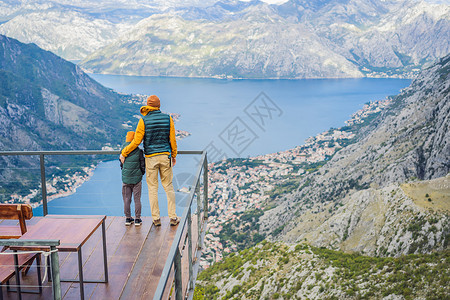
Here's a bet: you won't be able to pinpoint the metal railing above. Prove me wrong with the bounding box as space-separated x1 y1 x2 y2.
0 150 206 216
153 151 208 300
0 239 61 300
0 150 118 215
0 150 209 299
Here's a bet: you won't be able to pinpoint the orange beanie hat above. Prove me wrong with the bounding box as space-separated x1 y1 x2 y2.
147 95 160 108
126 131 135 142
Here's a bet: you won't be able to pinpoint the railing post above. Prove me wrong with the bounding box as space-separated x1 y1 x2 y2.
203 153 208 220
174 248 182 300
187 208 193 291
102 220 109 283
196 182 201 249
50 245 62 300
40 154 48 216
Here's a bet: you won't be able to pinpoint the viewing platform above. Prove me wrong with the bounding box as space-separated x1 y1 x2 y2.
0 150 209 300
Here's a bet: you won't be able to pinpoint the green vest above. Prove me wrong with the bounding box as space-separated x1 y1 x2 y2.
121 142 143 185
142 110 172 156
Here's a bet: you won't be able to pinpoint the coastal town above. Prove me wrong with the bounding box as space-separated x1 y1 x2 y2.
200 98 391 268
345 98 392 126
8 166 95 208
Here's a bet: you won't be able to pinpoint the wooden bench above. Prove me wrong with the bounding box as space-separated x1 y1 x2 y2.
0 204 33 239
0 204 41 299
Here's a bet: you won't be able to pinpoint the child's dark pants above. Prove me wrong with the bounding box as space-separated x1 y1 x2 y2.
122 181 142 219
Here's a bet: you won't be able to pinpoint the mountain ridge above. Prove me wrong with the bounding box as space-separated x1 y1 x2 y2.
1 0 448 78
79 0 450 78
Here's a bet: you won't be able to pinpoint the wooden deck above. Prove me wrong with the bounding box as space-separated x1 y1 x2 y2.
0 215 198 300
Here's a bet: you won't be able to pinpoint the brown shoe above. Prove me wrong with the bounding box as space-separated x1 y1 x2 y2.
153 218 161 226
170 217 180 226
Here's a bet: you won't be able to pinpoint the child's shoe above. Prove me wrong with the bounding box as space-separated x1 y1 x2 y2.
135 218 142 226
125 217 134 226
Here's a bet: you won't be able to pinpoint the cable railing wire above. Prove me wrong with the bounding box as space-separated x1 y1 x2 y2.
0 150 203 215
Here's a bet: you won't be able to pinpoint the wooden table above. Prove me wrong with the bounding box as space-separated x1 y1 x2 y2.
11 215 108 300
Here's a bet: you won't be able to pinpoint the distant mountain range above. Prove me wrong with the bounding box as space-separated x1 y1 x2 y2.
80 0 449 78
0 0 218 60
0 0 155 60
0 34 137 201
1 0 449 78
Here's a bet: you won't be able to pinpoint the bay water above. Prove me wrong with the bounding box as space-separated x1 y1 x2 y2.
34 76 411 217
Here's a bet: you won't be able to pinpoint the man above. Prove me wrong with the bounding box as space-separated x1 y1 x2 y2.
120 95 180 227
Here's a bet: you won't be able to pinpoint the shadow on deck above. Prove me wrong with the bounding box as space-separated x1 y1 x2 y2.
1 215 199 300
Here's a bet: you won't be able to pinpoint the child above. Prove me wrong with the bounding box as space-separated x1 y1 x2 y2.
120 131 145 226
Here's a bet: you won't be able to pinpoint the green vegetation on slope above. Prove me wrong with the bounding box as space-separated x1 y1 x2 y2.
218 209 266 252
195 241 449 300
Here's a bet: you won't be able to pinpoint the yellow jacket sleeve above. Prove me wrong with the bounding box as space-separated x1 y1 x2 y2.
170 116 177 158
122 119 145 157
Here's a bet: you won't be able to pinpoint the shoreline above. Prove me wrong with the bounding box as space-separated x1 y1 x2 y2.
44 165 96 207
87 71 416 81
9 164 97 209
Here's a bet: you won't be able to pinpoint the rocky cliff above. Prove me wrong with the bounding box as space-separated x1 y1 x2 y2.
259 53 450 256
0 34 137 202
0 34 135 149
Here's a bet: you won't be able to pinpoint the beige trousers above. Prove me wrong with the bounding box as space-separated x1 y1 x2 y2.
145 155 176 220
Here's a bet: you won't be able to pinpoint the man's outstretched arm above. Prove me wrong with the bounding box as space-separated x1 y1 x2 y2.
170 116 177 166
120 119 145 163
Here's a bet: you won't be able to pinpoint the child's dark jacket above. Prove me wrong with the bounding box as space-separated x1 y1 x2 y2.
120 142 145 184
